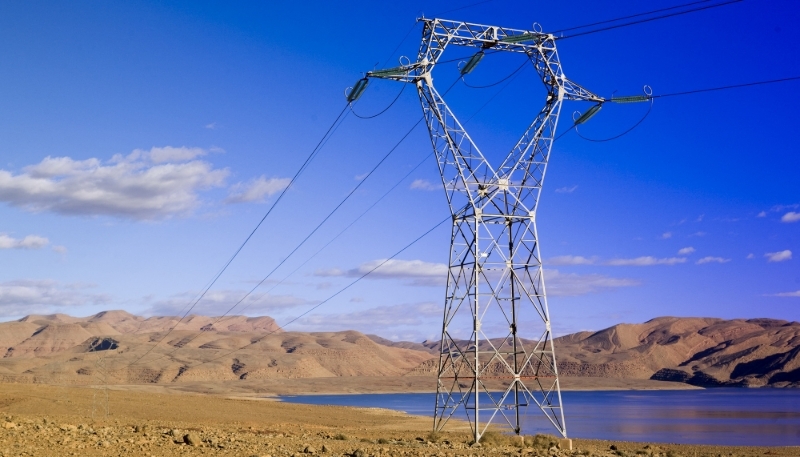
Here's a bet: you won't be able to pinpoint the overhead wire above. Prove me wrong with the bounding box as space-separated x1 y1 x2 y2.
650 75 800 99
123 101 592 372
220 152 433 319
349 83 407 119
461 59 528 89
575 99 654 142
559 0 743 40
572 75 800 142
124 104 350 367
122 210 453 374
121 0 795 370
551 0 715 34
128 77 461 367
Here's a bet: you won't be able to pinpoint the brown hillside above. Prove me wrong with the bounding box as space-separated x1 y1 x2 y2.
551 316 800 387
0 312 434 388
1 313 797 390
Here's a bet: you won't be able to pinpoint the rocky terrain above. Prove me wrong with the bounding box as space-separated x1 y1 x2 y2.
0 383 795 457
0 312 797 391
552 316 800 388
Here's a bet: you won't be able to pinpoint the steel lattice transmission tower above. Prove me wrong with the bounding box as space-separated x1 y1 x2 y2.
349 18 605 441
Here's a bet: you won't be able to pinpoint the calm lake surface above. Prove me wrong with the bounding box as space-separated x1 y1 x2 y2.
280 389 800 446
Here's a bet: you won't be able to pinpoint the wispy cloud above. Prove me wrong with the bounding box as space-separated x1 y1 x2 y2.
0 279 111 317
757 211 767 218
677 247 695 255
226 176 291 203
0 147 228 220
0 234 49 250
782 212 800 223
146 289 308 317
746 253 755 259
316 259 446 286
204 122 217 130
555 185 578 194
410 179 438 191
298 302 441 331
770 290 800 297
660 232 673 239
765 250 792 262
545 270 639 296
606 256 686 266
696 256 731 265
546 255 596 266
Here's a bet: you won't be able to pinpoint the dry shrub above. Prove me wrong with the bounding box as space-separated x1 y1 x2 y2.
425 431 442 443
527 433 558 449
332 433 348 440
478 430 507 446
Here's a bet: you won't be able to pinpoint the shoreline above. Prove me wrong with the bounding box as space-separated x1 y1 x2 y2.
0 382 798 456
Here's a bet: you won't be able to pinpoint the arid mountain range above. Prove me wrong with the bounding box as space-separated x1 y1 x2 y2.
0 311 797 389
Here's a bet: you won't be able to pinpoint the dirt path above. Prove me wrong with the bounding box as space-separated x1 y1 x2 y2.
0 383 795 457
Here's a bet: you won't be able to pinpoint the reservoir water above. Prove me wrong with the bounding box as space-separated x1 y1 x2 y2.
280 389 800 446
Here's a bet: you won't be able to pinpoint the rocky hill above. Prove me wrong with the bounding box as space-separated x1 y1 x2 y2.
367 317 800 388
0 312 797 389
553 316 800 388
0 310 433 386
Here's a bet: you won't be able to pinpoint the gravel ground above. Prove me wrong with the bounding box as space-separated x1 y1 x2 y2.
0 383 797 457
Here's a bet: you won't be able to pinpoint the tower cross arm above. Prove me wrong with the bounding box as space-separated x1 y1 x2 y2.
365 62 424 84
561 78 604 103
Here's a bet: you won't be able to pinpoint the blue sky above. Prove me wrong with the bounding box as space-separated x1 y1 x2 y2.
0 0 798 341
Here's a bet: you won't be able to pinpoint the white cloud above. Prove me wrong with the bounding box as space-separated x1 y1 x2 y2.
0 234 49 250
51 245 68 254
0 279 111 317
771 290 800 297
660 232 673 239
545 270 639 296
226 176 291 203
205 122 217 130
317 259 446 287
765 250 792 262
0 147 229 220
677 247 695 255
689 231 706 237
782 212 800 223
746 253 755 259
555 185 578 194
146 289 308 317
410 179 438 191
757 211 767 218
605 256 686 266
546 255 596 266
696 256 731 265
299 302 441 331
145 146 206 164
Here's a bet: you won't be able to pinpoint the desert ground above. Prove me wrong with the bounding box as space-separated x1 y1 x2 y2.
0 382 797 457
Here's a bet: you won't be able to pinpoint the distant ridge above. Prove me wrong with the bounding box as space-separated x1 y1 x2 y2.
0 312 797 388
369 316 800 388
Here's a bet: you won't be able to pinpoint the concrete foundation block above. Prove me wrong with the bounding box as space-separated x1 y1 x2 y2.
558 438 573 451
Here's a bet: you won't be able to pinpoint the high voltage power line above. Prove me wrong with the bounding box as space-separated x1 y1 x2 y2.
112 69 800 374
125 105 350 367
558 0 743 40
129 79 462 367
120 0 793 371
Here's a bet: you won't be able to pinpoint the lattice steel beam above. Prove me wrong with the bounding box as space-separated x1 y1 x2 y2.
355 17 602 443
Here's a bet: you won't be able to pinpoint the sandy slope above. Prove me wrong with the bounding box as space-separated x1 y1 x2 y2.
0 383 795 457
0 312 797 392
